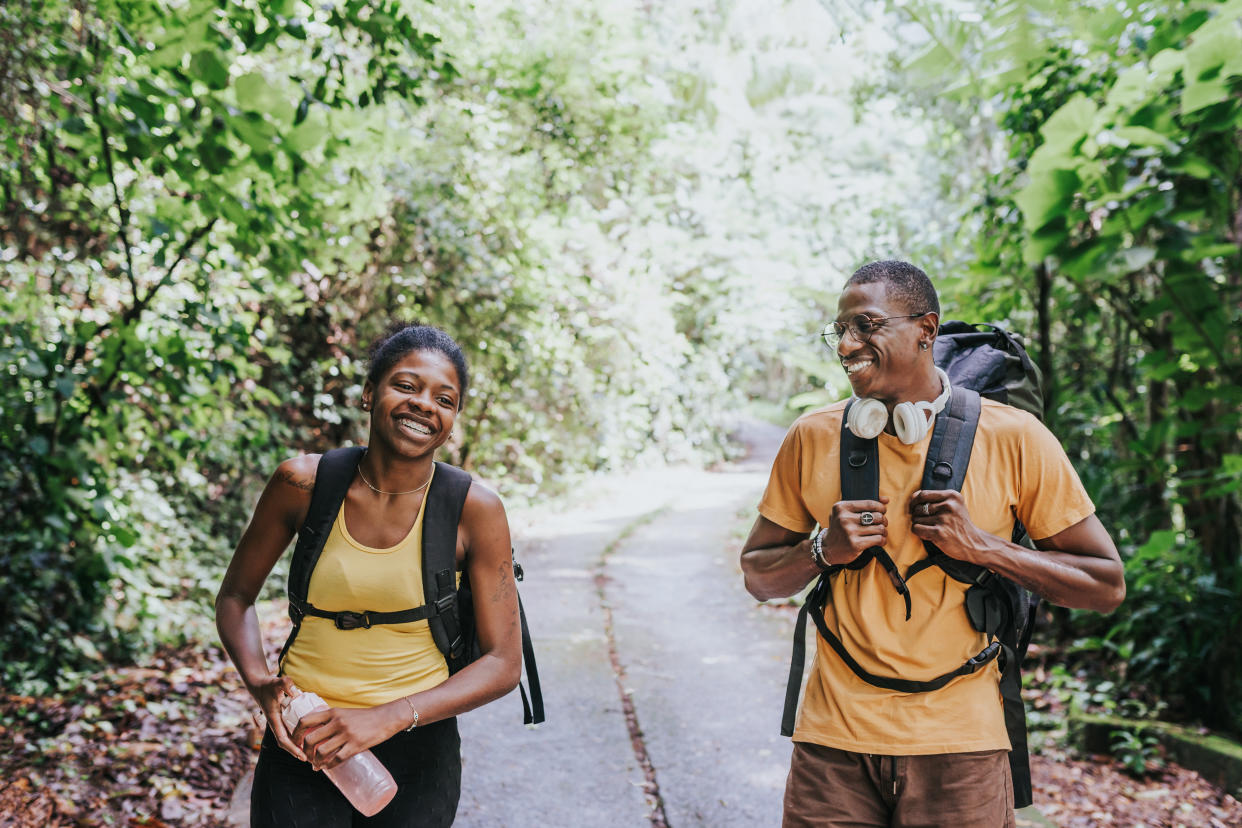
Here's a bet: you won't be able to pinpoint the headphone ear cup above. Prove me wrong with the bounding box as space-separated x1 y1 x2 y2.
891 402 930 445
847 398 889 439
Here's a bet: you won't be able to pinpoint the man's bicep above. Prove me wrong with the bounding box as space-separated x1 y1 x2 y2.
1033 513 1119 563
743 513 808 554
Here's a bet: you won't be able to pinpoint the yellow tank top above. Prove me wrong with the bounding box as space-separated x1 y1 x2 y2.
281 469 451 708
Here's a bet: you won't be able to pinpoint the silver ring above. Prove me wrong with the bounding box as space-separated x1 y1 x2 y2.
920 503 931 516
860 511 875 526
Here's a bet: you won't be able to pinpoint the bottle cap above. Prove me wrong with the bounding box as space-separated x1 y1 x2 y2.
282 691 324 729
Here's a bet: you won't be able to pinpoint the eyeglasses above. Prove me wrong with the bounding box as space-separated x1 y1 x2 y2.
821 312 932 348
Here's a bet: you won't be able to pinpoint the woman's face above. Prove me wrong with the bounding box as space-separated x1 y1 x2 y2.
363 349 462 459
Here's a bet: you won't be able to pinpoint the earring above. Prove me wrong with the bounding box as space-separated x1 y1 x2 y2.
362 402 371 411
919 342 929 351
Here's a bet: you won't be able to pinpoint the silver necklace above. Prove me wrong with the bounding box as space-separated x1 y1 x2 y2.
356 454 432 496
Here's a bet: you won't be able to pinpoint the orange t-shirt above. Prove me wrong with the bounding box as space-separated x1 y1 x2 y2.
759 397 1094 755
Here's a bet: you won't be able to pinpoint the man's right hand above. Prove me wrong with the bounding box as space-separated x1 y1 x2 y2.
820 497 889 565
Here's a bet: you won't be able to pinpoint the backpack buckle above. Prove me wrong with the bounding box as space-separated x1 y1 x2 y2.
288 600 305 624
435 594 456 615
513 561 525 582
968 641 1001 667
334 610 371 630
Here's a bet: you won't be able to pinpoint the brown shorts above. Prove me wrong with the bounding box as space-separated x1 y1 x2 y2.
782 742 1016 828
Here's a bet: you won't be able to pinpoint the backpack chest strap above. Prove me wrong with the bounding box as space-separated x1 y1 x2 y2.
287 594 449 630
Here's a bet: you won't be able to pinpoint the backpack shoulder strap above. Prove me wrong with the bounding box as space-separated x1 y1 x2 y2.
923 385 980 493
422 461 473 668
840 400 878 501
279 446 365 665
906 387 983 584
288 446 366 608
840 401 912 617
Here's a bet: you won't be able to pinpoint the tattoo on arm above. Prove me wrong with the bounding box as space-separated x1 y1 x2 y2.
276 467 314 492
491 560 515 604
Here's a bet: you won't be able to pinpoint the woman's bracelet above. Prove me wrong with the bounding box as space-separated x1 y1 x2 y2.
403 697 419 732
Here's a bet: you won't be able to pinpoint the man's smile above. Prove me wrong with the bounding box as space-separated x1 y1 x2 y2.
843 358 874 376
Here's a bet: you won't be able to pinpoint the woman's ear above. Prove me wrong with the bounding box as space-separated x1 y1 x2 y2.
361 380 374 412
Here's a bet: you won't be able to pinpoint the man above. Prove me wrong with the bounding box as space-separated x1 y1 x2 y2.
741 260 1124 828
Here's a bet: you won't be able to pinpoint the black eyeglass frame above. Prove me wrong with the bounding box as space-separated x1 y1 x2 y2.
821 312 933 348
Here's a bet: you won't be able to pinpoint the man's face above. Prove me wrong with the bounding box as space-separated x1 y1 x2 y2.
834 281 930 404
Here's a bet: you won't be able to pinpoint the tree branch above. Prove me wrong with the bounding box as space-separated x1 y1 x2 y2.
137 217 219 311
90 93 137 305
1162 271 1231 375
76 218 219 417
1100 283 1164 351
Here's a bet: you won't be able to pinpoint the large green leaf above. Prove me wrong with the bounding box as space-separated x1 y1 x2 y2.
189 50 231 90
1015 168 1079 232
1182 76 1232 113
1040 94 1099 153
1184 26 1241 81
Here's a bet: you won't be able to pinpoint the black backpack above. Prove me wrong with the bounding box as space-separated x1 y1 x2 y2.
278 446 545 725
781 321 1043 809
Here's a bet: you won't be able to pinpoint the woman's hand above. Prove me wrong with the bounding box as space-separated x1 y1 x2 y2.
292 704 402 771
253 676 307 761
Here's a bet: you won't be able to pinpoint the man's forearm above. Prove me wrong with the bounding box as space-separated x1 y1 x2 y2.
740 539 820 601
974 535 1125 613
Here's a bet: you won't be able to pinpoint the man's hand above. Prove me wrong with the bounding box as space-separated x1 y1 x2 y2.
908 489 988 562
821 497 890 565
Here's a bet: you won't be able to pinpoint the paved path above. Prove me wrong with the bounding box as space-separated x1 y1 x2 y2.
456 426 793 827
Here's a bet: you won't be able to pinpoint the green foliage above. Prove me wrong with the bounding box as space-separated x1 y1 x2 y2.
1110 728 1165 777
0 0 454 690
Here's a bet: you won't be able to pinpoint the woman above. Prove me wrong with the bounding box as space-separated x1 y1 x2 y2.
216 323 521 826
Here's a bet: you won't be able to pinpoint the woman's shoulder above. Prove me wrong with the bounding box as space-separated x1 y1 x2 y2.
461 474 503 514
272 453 323 494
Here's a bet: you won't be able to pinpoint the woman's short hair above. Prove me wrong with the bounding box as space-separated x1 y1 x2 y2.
366 323 470 408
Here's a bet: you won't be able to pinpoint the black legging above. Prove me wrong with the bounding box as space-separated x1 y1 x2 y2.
250 716 461 827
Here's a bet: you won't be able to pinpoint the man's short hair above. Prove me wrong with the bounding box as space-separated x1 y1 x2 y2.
847 260 940 317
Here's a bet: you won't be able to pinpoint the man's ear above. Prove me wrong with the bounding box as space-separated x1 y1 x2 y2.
919 311 940 344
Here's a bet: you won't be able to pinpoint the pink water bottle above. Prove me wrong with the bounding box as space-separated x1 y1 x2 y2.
280 690 398 816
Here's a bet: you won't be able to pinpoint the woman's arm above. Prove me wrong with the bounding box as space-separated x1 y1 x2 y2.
215 454 318 761
295 480 523 771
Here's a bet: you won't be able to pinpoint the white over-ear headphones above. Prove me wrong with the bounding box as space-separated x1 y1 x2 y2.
846 367 952 444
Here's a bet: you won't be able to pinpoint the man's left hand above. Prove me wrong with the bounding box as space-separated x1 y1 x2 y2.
908 489 990 563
